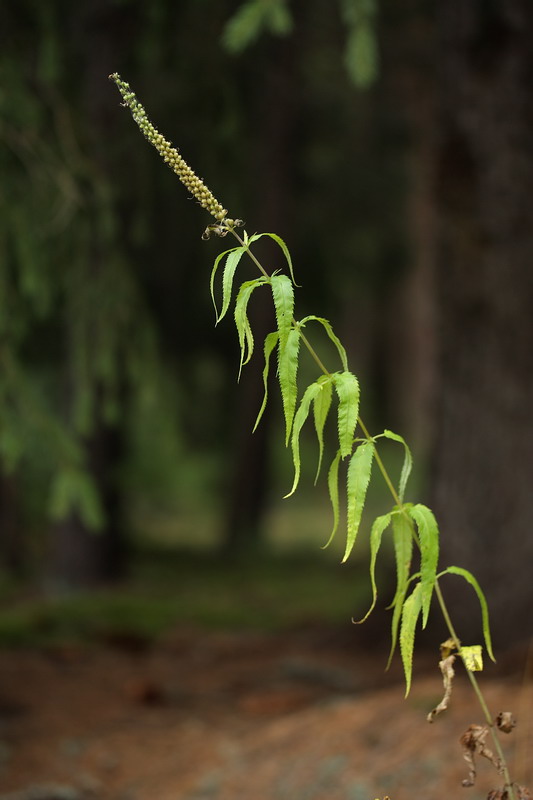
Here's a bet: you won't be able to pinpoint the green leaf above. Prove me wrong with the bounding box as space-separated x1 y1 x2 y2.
285 381 322 498
248 232 298 286
354 512 392 623
400 581 423 696
387 570 420 671
253 331 279 432
389 510 414 612
218 247 246 323
312 376 333 482
270 274 294 351
342 441 375 563
408 504 439 628
323 449 342 549
210 246 239 319
439 566 495 662
333 371 360 458
380 429 413 503
300 315 348 371
278 326 301 444
234 278 268 377
222 0 268 53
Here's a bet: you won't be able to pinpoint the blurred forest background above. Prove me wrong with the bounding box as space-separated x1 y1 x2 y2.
1 0 532 648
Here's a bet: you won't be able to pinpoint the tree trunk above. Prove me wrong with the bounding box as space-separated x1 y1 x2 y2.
432 0 533 645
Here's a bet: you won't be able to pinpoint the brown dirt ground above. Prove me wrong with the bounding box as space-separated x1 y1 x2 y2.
0 625 531 800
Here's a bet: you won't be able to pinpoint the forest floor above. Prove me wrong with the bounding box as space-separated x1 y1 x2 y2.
1 623 531 800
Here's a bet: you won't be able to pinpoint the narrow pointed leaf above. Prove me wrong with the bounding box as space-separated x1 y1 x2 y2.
253 331 279 432
218 247 246 322
285 381 322 497
342 441 375 563
270 274 294 351
248 232 298 285
409 504 439 628
210 246 239 318
333 371 360 458
323 449 342 549
388 510 414 611
354 512 392 624
234 278 268 377
278 326 301 444
381 429 413 503
400 581 423 696
313 376 333 482
387 571 420 670
300 316 348 371
440 565 495 662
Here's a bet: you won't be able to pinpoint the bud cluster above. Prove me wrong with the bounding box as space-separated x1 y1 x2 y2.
109 73 228 222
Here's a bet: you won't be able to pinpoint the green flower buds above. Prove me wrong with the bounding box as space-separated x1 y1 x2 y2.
109 73 228 222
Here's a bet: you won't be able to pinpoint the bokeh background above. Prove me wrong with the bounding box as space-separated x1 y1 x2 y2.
1 0 532 651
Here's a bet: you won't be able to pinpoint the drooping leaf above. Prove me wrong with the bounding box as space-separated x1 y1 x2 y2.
218 247 246 323
234 277 268 378
210 246 240 319
353 512 392 623
248 232 298 286
389 509 414 611
49 467 105 531
400 581 423 696
270 274 294 351
344 20 379 89
408 504 439 628
439 566 495 662
278 326 301 444
300 315 348 371
313 376 333 482
253 331 279 432
387 571 420 671
285 381 322 497
323 449 342 549
342 441 375 563
380 429 413 503
333 371 360 458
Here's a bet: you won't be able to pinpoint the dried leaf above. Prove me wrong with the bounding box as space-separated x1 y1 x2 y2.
427 654 456 722
460 724 502 788
495 711 516 734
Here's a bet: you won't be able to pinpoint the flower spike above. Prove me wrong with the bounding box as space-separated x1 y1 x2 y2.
109 73 228 222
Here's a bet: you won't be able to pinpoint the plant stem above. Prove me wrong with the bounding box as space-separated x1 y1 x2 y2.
229 225 517 798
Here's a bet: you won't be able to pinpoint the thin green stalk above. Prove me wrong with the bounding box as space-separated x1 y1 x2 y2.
231 225 517 800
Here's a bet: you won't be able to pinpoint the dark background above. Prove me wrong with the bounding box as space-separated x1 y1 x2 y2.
1 0 532 648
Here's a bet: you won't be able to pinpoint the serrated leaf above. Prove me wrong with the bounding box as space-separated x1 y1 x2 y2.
333 371 360 458
342 441 374 563
253 331 279 432
234 278 268 378
278 326 301 444
313 377 333 482
323 449 342 549
381 429 413 503
300 316 348 371
354 512 392 624
270 274 294 351
285 381 322 498
460 645 483 672
387 571 420 670
247 232 298 285
400 581 423 696
440 565 495 662
388 510 414 611
218 247 246 323
408 504 439 629
210 246 239 319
